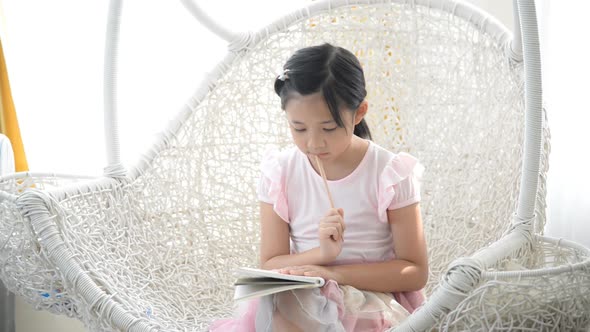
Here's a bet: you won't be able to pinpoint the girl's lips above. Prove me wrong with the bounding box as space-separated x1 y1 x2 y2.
309 152 330 159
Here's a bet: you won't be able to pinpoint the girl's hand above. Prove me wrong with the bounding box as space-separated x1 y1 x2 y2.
318 208 345 263
279 265 341 283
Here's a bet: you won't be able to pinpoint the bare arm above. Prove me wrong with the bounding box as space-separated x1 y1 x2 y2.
282 203 428 293
330 203 428 292
259 202 337 269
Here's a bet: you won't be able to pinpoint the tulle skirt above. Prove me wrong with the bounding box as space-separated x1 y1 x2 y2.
210 280 424 332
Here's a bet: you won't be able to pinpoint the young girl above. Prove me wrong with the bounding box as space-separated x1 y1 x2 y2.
212 43 427 331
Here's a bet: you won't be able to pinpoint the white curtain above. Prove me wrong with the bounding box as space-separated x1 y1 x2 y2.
0 1 587 241
537 1 590 248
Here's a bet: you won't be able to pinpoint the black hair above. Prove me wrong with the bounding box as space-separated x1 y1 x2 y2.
273 43 372 140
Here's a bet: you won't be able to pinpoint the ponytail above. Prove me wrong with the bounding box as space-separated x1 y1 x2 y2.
354 119 372 140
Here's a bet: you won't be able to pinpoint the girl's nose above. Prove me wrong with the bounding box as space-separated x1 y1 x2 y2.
308 131 326 150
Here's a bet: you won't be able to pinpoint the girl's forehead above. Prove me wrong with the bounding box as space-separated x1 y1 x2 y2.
285 92 326 110
285 93 337 123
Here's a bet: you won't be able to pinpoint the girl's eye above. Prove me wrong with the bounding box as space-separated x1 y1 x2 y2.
323 127 338 132
293 128 306 132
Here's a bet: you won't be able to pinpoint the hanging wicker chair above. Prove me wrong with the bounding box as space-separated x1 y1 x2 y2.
1 0 589 330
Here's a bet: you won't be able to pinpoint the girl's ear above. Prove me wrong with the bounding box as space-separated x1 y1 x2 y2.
354 100 368 125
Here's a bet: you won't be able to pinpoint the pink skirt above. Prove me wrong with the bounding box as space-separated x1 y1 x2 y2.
210 280 425 331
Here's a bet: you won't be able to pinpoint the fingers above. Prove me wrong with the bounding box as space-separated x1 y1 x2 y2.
319 225 342 241
279 266 321 277
323 208 345 227
321 208 346 239
324 208 344 218
278 266 308 275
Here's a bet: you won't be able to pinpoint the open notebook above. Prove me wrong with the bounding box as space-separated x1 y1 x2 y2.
234 267 325 302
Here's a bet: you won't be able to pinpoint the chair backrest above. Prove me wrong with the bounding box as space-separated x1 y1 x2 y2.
147 0 541 292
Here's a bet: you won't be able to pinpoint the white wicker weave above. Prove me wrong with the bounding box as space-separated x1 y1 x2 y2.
1 0 589 331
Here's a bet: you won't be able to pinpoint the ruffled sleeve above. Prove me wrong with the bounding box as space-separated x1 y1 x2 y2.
377 152 424 223
257 149 290 223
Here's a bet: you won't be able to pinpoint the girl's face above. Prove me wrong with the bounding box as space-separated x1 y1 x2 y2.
285 92 362 162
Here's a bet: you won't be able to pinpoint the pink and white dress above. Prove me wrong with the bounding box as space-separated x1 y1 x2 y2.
211 140 425 331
